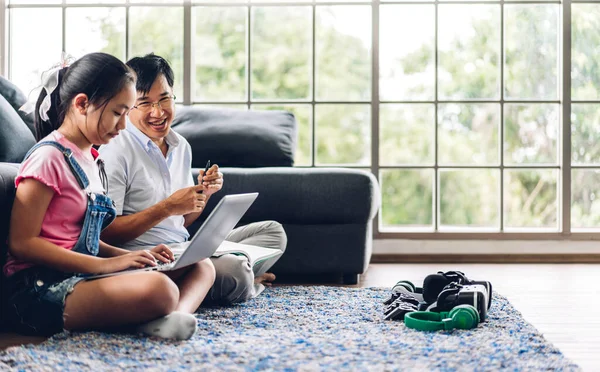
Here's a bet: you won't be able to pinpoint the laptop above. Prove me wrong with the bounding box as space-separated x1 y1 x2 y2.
83 192 259 280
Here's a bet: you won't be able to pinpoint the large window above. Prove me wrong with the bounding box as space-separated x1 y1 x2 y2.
3 0 600 238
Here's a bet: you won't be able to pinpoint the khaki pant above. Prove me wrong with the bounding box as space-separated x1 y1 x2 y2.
202 220 287 306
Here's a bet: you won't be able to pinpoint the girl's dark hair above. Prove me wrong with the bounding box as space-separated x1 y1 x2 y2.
34 52 136 141
126 53 174 95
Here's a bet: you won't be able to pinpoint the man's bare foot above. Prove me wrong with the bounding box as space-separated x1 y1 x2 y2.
255 272 276 286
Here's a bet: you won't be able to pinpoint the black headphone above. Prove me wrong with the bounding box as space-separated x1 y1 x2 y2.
388 272 467 305
422 271 469 304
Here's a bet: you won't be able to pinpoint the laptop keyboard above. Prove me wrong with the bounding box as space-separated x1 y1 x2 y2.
157 253 181 266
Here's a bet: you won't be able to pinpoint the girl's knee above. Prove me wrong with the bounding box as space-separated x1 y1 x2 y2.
138 273 180 315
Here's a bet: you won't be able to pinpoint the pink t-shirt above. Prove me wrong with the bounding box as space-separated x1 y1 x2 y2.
3 131 105 277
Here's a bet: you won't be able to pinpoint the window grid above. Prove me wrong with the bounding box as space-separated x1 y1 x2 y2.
499 0 505 233
312 4 317 167
434 1 439 231
562 0 571 235
183 0 192 106
4 0 600 239
370 0 380 214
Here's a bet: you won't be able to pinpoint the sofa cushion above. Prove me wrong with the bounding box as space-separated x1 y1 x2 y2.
0 76 35 135
0 95 36 163
172 107 296 168
190 167 379 226
0 163 19 331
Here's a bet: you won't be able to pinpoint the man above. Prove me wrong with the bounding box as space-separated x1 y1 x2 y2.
99 53 287 305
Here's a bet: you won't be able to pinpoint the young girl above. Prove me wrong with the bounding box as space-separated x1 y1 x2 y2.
3 52 215 340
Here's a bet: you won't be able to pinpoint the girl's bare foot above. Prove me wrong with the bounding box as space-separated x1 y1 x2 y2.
254 272 276 286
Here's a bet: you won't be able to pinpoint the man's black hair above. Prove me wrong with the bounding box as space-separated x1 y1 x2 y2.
126 53 174 95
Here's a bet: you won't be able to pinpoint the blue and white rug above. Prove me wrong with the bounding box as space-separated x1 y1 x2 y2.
0 286 580 371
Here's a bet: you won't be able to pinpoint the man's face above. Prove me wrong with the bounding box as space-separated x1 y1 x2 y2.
128 74 175 141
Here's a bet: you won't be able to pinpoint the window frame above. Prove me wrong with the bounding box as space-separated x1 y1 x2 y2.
2 0 597 240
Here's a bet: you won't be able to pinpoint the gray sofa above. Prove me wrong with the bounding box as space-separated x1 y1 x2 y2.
172 106 380 283
0 75 380 328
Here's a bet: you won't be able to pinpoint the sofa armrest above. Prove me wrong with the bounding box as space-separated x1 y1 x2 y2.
189 167 380 228
0 162 19 331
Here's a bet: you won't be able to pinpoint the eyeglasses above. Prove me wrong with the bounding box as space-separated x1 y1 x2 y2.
133 95 176 113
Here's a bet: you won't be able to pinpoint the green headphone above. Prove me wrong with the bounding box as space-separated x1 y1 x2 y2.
404 305 480 331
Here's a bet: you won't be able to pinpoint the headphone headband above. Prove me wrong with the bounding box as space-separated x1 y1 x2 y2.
404 305 480 331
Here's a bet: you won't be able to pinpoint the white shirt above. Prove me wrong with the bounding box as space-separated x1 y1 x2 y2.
99 120 194 249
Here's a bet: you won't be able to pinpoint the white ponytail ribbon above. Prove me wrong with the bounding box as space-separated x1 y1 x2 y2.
19 52 75 121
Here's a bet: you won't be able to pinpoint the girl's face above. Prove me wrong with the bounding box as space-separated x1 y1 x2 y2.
79 82 137 146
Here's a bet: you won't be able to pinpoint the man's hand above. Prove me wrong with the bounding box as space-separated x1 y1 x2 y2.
165 185 207 216
199 164 223 196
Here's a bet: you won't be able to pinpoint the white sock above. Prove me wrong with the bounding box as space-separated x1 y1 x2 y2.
136 311 197 340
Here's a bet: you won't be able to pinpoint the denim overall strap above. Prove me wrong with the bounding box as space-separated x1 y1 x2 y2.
23 141 90 190
72 192 116 257
25 141 116 257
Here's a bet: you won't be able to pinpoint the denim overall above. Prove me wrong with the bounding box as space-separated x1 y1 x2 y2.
4 141 116 336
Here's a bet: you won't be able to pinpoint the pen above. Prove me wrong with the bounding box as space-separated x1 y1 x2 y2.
199 160 211 194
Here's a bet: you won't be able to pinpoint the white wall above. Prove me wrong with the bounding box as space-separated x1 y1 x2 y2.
373 239 600 254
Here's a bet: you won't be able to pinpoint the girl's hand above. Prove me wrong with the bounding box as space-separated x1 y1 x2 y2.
150 243 174 263
198 164 223 196
98 250 158 273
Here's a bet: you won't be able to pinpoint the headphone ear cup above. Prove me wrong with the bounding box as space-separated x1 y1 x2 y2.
394 280 416 293
423 274 450 304
449 305 480 329
443 270 468 284
385 280 418 306
393 280 416 294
